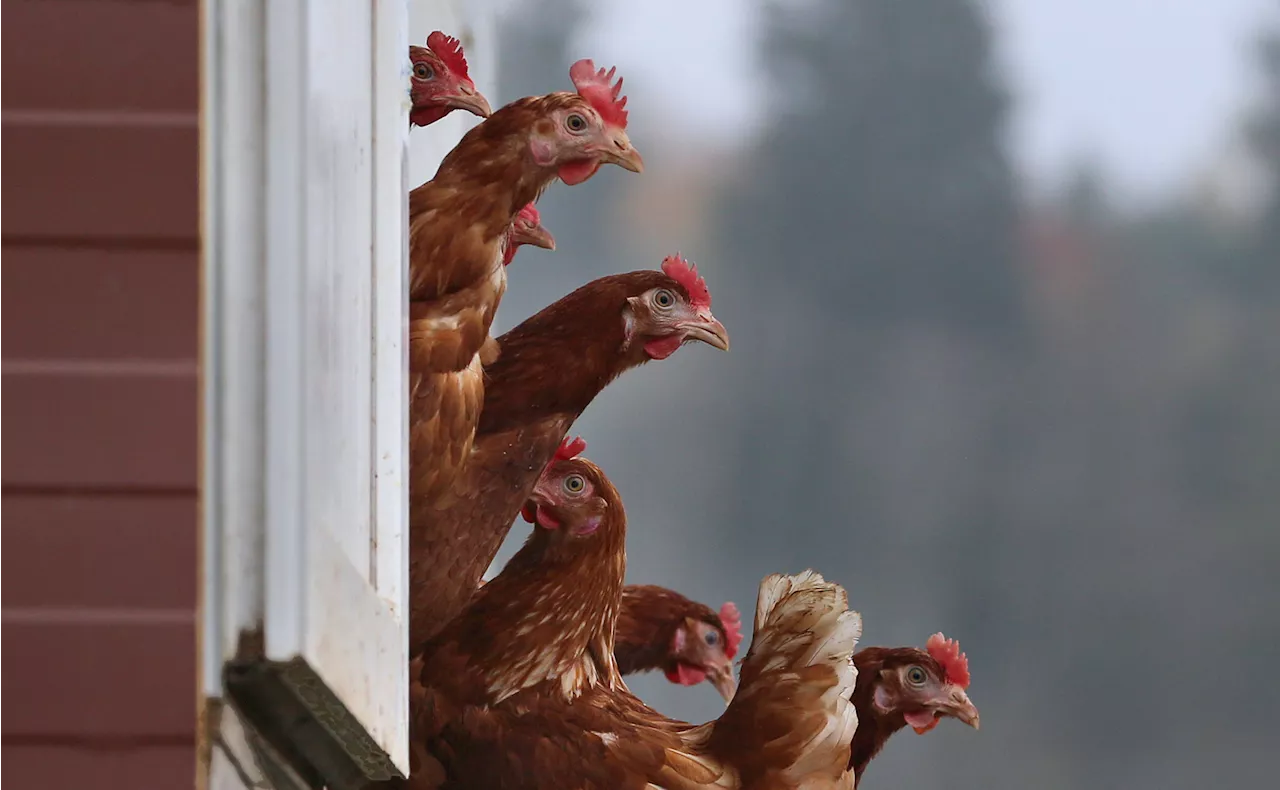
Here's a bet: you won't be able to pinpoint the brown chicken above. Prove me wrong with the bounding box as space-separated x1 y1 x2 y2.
469 580 741 702
459 524 978 785
406 445 863 789
408 255 730 649
408 58 642 514
847 635 979 786
504 203 555 264
409 31 492 126
613 585 743 702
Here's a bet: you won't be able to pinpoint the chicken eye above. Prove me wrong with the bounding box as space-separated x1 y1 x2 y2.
906 666 927 686
652 289 676 309
413 63 435 81
565 113 588 133
704 630 720 646
562 474 586 495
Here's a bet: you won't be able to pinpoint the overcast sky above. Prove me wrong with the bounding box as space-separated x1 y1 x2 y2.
571 0 1276 201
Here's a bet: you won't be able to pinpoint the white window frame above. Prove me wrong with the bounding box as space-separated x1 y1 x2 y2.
200 1 495 786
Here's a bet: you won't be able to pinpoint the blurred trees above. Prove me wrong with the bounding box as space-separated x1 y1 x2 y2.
1245 9 1280 294
712 0 1024 649
494 0 580 102
710 1 1279 786
491 1 1280 784
723 0 1023 333
495 0 622 282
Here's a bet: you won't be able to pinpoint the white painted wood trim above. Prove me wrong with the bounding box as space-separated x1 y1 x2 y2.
372 0 412 640
255 0 411 771
260 0 308 666
204 0 496 783
204 0 270 700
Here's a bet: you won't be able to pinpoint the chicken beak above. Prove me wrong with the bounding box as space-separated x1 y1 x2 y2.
445 84 493 119
600 131 644 174
520 224 556 251
706 662 737 704
679 309 730 352
937 686 980 730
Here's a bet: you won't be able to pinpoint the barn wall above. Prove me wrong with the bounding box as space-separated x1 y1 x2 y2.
2 1 199 788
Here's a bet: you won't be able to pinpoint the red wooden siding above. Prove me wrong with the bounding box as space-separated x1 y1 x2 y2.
2 1 199 787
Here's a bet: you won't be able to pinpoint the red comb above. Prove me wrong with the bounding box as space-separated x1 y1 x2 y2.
926 632 970 689
517 203 542 225
660 254 711 310
554 435 586 461
719 602 743 660
524 436 586 522
569 59 629 129
426 31 471 81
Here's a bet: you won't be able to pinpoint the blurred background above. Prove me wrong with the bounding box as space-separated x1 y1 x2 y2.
484 0 1280 787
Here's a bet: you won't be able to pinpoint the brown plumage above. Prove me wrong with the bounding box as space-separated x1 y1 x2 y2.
408 258 730 649
403 447 655 789
465 580 741 702
846 641 980 786
404 450 864 789
615 585 743 702
407 59 642 513
416 450 628 709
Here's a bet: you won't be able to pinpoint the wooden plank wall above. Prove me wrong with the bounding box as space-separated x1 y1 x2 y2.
2 1 199 786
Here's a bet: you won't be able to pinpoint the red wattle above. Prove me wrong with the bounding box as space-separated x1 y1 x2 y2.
663 663 707 687
643 334 684 360
904 710 940 734
558 159 599 185
534 506 561 530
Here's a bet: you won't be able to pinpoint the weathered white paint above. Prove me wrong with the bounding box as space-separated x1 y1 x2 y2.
203 1 496 783
373 0 413 641
202 0 269 700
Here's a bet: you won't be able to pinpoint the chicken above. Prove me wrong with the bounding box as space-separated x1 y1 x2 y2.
409 31 492 126
407 444 862 789
847 635 979 786
503 202 555 266
408 255 730 649
613 585 743 702
476 204 556 369
408 58 642 514
468 581 741 702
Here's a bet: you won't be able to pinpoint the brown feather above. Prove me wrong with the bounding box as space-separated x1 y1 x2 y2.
408 460 860 789
408 269 704 649
419 458 626 703
405 93 594 512
406 457 663 789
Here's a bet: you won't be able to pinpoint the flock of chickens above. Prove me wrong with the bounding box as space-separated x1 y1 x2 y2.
391 31 981 789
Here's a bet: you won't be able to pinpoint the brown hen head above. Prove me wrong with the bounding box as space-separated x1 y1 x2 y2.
520 439 614 539
479 254 729 435
434 58 642 204
502 203 556 266
848 633 979 781
614 586 742 703
409 31 492 126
